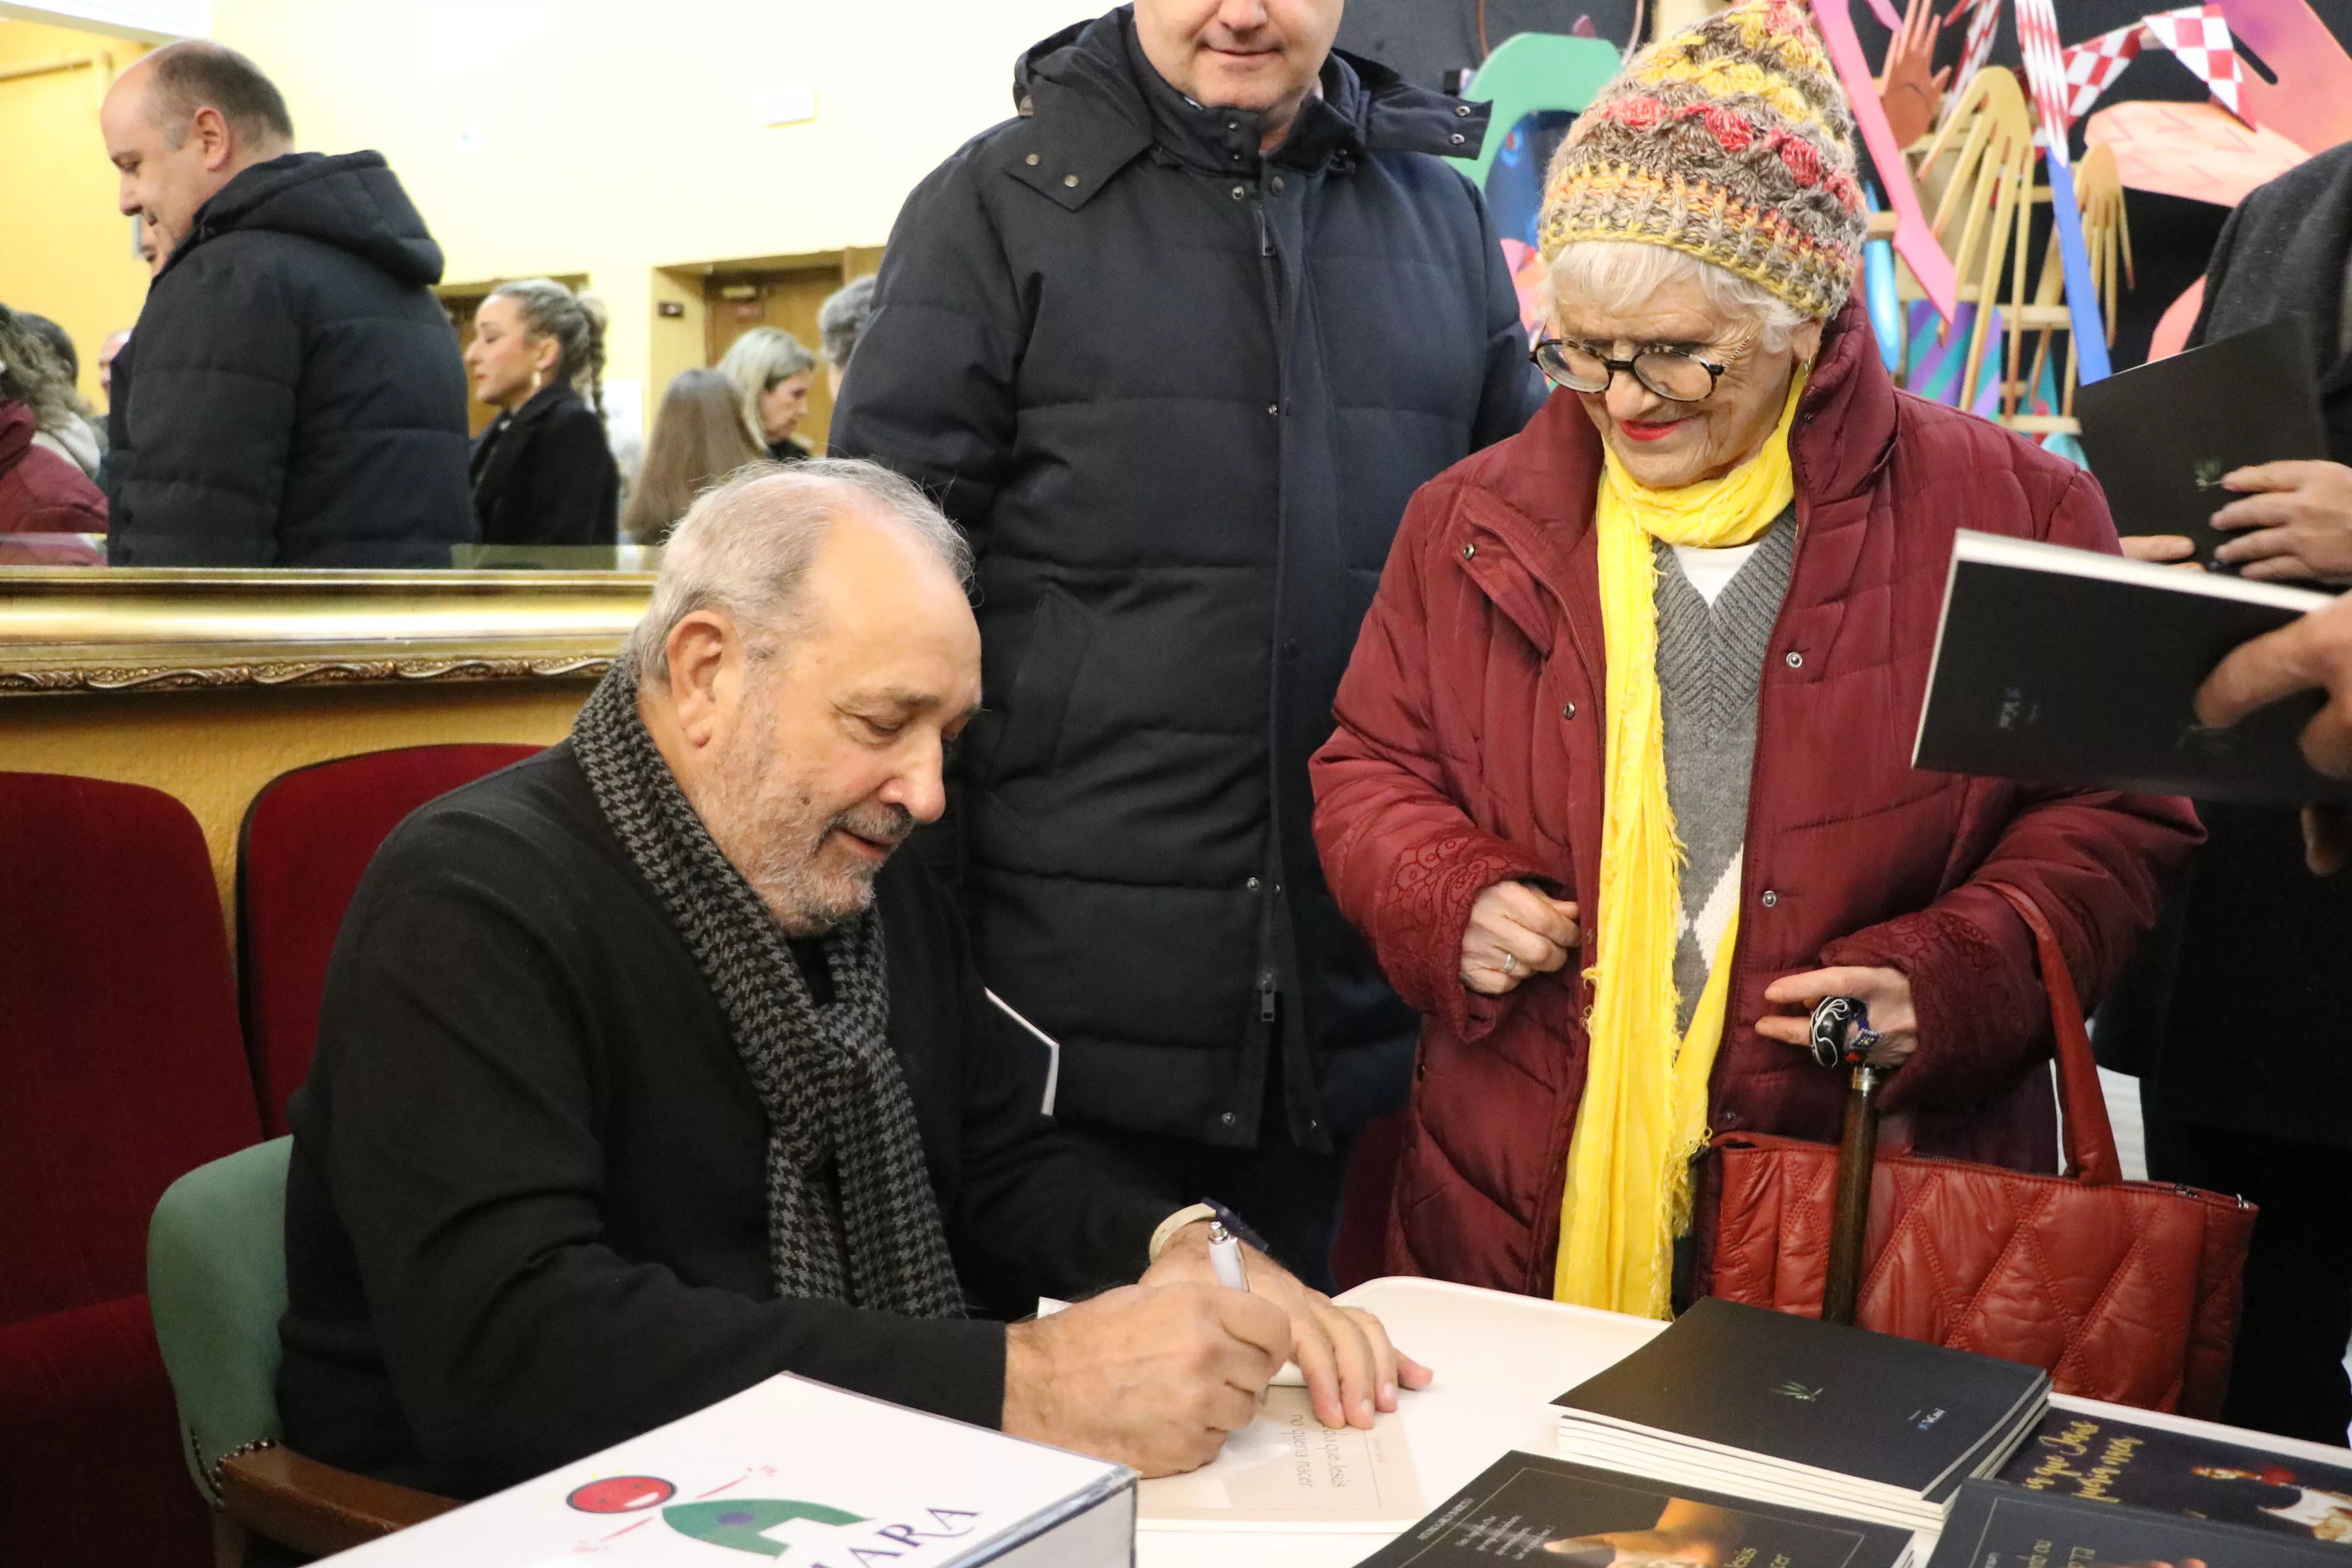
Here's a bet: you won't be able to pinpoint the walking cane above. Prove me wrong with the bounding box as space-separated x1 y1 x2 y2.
1809 996 1893 1327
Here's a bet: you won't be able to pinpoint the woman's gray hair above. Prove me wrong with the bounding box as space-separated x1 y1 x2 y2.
1547 241 1817 354
626 458 973 684
816 276 877 371
0 307 94 436
489 277 609 414
717 327 819 440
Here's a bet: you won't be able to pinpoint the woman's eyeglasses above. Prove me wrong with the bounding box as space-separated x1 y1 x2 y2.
1529 337 1739 403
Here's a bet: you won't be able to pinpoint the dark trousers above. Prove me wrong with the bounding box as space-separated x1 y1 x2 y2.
1057 1111 1357 1295
2145 1112 2352 1446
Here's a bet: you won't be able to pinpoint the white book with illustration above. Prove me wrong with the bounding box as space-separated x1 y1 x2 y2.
321 1373 1135 1566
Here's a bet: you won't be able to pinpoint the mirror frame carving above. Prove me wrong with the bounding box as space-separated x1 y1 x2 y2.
0 569 654 697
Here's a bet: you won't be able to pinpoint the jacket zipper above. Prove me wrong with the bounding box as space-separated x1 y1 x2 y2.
1252 169 1288 1125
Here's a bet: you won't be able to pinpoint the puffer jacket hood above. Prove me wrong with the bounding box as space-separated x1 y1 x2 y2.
174 151 445 288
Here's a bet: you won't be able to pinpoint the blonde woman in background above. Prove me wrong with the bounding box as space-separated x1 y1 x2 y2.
718 326 818 462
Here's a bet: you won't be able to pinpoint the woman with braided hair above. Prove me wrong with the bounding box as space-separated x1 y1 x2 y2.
465 276 620 546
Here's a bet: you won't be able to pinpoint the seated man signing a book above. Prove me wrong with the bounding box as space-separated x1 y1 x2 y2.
277 460 1429 1502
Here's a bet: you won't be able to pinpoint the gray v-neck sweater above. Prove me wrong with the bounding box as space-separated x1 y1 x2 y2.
1653 508 1797 1031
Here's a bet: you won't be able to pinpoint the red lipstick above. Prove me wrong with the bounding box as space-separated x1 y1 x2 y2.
1617 417 1685 443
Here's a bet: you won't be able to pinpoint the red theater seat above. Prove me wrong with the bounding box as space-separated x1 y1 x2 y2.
0 772 262 1568
237 743 538 1133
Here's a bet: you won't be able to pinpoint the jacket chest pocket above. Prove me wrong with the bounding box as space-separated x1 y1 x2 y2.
979 584 1095 787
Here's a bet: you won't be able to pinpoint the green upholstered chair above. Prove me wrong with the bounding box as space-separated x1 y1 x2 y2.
148 1138 456 1566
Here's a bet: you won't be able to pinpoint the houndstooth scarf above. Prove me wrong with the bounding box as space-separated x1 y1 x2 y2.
570 666 964 1319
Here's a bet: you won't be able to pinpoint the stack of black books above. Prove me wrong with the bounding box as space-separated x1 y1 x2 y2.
1548 1299 2049 1533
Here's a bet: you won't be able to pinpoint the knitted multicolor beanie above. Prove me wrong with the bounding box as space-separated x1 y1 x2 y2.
1537 0 1867 319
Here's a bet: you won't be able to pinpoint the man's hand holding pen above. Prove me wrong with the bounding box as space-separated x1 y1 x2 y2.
1143 1217 1433 1432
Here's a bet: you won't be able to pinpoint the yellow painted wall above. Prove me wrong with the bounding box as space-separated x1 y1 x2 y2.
0 17 151 408
198 0 1090 402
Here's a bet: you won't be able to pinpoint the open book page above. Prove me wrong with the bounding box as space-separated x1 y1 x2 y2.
1139 1386 1424 1528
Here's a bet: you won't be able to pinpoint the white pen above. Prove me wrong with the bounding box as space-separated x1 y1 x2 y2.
1207 1219 1250 1291
1206 1220 1306 1387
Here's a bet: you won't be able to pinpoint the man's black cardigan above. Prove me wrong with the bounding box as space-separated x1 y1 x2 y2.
277 743 1170 1499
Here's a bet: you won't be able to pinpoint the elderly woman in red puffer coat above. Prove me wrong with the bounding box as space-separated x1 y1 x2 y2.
1309 0 2198 1311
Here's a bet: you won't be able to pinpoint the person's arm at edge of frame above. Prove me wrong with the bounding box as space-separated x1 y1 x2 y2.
1763 466 2204 1112
2197 593 2352 873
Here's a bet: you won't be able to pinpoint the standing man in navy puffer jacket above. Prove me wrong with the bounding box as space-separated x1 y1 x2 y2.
98 41 472 567
833 0 1542 1286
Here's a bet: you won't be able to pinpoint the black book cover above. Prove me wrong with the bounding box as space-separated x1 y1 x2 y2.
1930 1479 2348 1568
2076 316 2328 570
1913 531 2351 806
1553 1298 2045 1502
1353 1452 1912 1568
1998 1409 2352 1547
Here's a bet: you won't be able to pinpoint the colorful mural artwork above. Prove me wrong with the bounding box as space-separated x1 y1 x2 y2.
1463 0 2345 439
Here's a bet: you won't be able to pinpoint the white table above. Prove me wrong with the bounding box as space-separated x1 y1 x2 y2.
1136 1276 2352 1568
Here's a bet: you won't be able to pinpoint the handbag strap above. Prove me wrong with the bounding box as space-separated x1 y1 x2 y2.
1984 881 2122 1187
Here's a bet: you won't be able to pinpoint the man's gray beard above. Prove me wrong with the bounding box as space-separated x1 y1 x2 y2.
690 717 904 938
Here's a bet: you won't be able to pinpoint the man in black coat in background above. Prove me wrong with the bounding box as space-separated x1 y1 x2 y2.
2113 142 2352 1446
832 0 1543 1287
97 42 472 567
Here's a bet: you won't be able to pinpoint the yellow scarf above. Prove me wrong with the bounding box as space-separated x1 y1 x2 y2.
1553 370 1807 1319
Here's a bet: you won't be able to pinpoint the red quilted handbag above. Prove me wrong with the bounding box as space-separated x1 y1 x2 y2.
1700 883 2258 1418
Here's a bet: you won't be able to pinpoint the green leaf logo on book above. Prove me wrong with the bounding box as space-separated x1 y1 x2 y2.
662 1499 868 1557
1772 1382 1824 1403
563 1478 868 1558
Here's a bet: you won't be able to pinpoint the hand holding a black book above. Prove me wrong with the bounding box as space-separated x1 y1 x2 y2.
2209 461 2352 584
2118 461 2352 582
2197 592 2352 871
